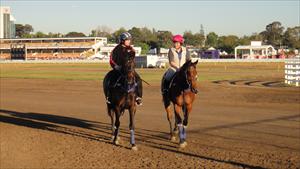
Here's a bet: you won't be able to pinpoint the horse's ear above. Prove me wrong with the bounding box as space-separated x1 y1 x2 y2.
193 60 198 65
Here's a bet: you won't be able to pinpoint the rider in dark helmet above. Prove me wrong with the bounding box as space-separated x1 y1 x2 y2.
106 32 143 105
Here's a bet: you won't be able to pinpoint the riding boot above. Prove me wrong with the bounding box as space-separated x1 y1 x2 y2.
105 79 112 104
135 73 143 106
106 91 111 104
105 69 119 104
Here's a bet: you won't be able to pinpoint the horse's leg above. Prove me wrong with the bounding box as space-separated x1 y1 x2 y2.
173 108 178 135
109 108 115 140
165 105 176 141
163 94 176 141
129 106 138 150
181 103 192 148
113 109 121 145
174 104 186 148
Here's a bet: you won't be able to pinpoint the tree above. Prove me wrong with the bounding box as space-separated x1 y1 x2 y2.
128 27 159 53
65 31 86 37
15 24 34 38
283 26 300 49
135 42 150 55
238 36 251 45
48 32 62 38
260 21 284 47
156 30 173 49
90 25 112 40
193 33 205 48
183 31 205 48
24 24 34 34
218 35 239 54
183 31 194 46
34 31 48 38
128 27 143 44
249 33 263 41
141 27 158 49
111 27 127 43
206 32 218 47
140 27 158 45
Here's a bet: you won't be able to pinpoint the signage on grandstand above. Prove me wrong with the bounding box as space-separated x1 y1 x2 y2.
251 41 262 46
10 44 26 60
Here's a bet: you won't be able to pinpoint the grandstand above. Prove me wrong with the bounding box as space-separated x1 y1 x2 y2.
0 37 107 60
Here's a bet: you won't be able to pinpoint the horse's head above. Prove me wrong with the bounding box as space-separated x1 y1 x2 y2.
122 47 136 84
180 60 198 91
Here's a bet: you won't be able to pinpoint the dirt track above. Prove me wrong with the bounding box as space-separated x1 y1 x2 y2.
1 78 299 169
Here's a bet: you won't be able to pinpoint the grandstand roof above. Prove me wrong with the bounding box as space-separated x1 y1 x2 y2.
235 45 274 50
0 37 106 41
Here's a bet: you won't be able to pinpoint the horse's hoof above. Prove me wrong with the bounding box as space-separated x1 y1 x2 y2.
113 138 120 145
112 136 121 141
170 136 176 142
179 141 187 148
131 145 138 151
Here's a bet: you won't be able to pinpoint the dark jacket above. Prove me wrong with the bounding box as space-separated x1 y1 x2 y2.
110 44 135 68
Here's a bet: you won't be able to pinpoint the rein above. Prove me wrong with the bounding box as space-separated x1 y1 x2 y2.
141 78 150 86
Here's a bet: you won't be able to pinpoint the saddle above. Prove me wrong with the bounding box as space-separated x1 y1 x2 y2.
106 70 137 94
162 72 198 95
161 72 176 94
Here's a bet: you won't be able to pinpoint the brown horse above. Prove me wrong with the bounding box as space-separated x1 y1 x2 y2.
162 60 198 148
103 51 138 150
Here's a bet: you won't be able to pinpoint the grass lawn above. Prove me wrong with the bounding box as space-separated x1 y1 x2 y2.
0 62 285 83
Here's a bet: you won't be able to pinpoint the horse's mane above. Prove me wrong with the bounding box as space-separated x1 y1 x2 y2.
124 46 136 61
179 60 192 74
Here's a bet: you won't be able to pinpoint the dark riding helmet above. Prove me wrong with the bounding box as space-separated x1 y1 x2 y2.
119 32 132 42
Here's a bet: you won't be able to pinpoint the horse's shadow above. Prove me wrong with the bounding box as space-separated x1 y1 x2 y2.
0 109 175 148
0 109 265 168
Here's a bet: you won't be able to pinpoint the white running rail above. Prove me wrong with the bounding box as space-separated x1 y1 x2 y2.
285 56 300 87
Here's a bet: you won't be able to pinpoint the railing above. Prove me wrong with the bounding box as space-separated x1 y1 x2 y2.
285 57 300 87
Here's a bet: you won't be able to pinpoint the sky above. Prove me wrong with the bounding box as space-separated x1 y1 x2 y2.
1 0 299 37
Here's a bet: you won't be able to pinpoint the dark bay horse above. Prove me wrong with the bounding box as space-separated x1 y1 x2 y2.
162 60 198 148
103 51 138 150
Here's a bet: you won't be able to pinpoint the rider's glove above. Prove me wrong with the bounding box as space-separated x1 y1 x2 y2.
114 65 121 70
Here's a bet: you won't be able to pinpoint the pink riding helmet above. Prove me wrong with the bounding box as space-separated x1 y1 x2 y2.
172 34 184 43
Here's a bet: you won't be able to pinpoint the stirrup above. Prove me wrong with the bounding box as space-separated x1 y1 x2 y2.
136 97 142 106
162 89 168 95
191 88 198 94
106 97 111 104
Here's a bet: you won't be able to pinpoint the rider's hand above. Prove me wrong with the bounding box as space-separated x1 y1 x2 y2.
114 65 121 70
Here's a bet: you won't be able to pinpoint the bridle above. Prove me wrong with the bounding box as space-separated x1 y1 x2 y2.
122 58 137 93
183 65 197 91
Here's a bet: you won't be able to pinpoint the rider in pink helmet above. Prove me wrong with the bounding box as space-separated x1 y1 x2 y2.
162 34 191 94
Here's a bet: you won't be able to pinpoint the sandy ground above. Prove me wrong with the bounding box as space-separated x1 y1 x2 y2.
0 78 299 169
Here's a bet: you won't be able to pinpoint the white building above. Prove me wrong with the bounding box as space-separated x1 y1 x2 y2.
135 55 159 68
235 41 276 59
0 6 16 38
90 43 142 59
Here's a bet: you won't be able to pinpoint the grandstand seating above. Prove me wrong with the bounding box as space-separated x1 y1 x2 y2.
0 53 11 60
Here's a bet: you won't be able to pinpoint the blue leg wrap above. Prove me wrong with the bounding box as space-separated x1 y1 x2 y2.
130 130 135 145
178 124 184 143
183 126 187 140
